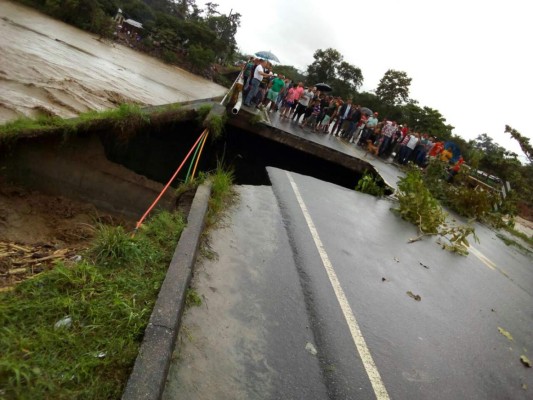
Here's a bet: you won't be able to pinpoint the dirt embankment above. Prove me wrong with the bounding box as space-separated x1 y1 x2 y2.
0 182 132 290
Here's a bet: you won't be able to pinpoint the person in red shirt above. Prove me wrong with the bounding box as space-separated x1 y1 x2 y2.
447 156 464 182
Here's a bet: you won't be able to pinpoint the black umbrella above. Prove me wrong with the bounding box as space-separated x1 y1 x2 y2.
314 83 332 92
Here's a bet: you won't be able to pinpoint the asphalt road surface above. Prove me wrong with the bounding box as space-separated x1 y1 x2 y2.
166 166 532 399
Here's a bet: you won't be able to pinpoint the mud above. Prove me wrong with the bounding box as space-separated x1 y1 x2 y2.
0 1 227 124
0 181 131 289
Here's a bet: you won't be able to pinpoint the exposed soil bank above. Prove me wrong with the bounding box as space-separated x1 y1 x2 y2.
0 124 180 289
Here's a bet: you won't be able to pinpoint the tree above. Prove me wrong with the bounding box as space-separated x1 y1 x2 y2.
271 65 307 83
400 103 453 138
505 125 532 164
306 48 363 96
336 61 363 92
204 10 241 62
472 133 522 184
376 69 412 106
188 44 215 72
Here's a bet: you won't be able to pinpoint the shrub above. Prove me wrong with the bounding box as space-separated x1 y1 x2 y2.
355 171 385 197
445 185 497 219
394 168 478 255
188 44 215 72
396 168 445 235
162 50 178 64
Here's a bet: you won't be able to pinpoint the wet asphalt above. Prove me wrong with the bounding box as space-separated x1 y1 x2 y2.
168 109 533 399
268 167 532 399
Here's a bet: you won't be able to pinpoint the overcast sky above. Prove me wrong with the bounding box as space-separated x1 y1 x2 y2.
212 0 532 162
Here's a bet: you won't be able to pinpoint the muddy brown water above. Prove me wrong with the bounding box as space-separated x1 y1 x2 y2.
0 0 227 123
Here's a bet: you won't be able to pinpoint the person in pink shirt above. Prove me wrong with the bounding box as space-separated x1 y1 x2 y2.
280 83 300 118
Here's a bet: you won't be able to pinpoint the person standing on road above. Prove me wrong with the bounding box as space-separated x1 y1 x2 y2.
334 99 353 136
279 83 298 118
242 56 255 89
265 74 285 112
244 59 272 107
292 87 313 123
378 120 397 157
358 111 379 145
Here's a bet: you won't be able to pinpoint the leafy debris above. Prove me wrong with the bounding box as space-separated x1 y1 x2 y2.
521 355 531 368
498 327 514 342
406 291 421 301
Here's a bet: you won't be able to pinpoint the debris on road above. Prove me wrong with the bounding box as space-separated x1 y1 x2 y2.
305 342 318 356
498 327 514 342
406 291 421 301
382 277 386 282
520 355 531 368
393 256 400 263
419 262 430 269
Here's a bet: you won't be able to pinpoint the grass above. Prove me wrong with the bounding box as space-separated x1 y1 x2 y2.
0 104 151 145
504 225 533 246
205 162 235 228
203 114 227 139
0 163 235 399
499 228 533 253
0 210 185 400
195 104 213 126
185 289 202 308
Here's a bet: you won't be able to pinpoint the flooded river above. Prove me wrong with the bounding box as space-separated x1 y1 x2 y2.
0 0 227 123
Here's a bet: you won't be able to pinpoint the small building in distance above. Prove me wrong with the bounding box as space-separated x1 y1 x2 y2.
114 8 143 37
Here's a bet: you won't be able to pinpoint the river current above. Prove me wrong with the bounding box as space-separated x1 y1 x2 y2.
0 0 226 124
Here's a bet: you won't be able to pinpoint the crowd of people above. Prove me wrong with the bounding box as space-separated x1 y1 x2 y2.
240 57 463 172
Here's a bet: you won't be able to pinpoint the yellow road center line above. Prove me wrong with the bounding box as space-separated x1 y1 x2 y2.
286 172 390 400
468 246 510 278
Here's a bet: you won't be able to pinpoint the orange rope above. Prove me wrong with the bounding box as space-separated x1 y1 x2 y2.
134 129 208 231
191 129 209 180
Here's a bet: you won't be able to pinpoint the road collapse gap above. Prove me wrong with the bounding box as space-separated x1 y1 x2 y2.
102 121 367 191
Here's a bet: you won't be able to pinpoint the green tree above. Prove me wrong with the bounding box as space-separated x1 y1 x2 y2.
352 91 381 113
204 11 241 62
306 48 363 95
376 69 412 106
121 0 156 23
336 61 363 92
505 125 532 163
400 102 453 138
188 44 215 72
271 65 306 83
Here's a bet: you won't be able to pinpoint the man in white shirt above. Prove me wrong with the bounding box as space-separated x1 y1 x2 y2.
292 87 314 123
244 59 273 107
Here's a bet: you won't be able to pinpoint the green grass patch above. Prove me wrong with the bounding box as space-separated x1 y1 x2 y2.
0 104 150 145
185 289 202 308
495 233 532 255
0 210 185 399
204 114 227 139
206 163 235 228
196 104 213 126
502 226 533 248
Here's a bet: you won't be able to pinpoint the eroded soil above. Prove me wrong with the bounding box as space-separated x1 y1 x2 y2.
0 182 131 290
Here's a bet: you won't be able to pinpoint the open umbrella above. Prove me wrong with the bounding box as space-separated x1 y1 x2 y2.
444 141 461 163
360 107 373 116
314 83 332 92
254 51 280 63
